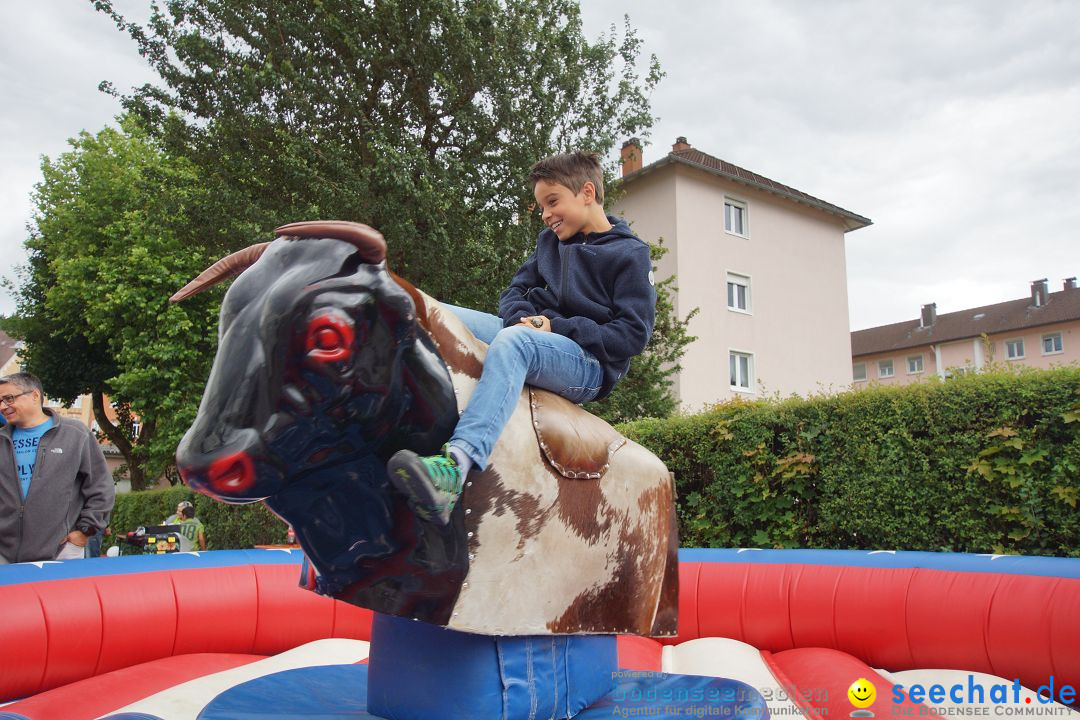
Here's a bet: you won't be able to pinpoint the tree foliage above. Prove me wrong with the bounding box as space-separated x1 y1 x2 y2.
95 0 663 310
586 240 698 424
90 0 691 421
4 1 681 494
6 118 224 488
622 367 1080 556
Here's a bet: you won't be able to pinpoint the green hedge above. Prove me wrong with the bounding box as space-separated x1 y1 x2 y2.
620 366 1080 556
103 485 288 552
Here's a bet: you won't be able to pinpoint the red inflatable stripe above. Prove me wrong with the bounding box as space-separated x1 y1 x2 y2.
3 653 263 720
672 561 1080 694
616 635 663 672
0 563 372 701
763 647 938 718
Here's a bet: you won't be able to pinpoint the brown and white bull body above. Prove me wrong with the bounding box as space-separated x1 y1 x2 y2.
174 221 677 637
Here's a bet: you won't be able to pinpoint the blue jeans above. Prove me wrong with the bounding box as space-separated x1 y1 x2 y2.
442 305 602 470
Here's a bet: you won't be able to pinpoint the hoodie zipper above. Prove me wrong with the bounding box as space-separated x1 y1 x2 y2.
559 244 569 311
558 235 587 311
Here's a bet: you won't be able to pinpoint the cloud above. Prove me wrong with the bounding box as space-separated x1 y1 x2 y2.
0 0 155 314
2 0 1077 331
581 0 1080 328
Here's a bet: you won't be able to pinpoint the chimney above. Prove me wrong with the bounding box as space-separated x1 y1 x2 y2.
672 136 691 153
1031 278 1049 307
920 303 937 328
1065 277 1077 290
620 138 643 177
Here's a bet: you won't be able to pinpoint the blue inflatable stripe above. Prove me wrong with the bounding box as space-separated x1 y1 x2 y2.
3 548 1079 588
677 548 1080 578
0 549 303 587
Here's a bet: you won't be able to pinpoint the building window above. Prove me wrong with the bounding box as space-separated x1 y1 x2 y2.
726 273 751 313
724 198 748 237
853 363 866 382
1042 332 1063 355
907 355 924 374
1006 339 1025 360
730 351 754 391
878 359 894 378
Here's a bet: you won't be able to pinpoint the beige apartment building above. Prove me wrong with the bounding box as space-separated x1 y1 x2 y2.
851 279 1080 385
613 138 872 409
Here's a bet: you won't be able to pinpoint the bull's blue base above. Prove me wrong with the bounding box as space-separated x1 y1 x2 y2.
367 613 617 719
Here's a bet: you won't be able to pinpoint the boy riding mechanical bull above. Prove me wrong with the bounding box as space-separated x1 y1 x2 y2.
170 152 678 638
389 151 657 524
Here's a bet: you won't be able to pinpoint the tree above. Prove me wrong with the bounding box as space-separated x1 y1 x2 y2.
585 240 698 424
90 0 695 422
94 0 663 310
6 117 224 489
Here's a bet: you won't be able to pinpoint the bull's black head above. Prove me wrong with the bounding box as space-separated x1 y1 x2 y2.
174 222 467 621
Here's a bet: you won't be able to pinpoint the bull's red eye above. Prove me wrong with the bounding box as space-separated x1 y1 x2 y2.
305 312 354 363
315 328 340 350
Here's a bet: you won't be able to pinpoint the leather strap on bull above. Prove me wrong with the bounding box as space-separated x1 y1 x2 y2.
529 387 627 480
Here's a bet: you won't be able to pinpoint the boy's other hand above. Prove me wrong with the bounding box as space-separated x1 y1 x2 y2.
520 315 551 332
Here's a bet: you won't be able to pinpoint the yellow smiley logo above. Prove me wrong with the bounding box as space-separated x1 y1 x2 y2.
848 678 877 709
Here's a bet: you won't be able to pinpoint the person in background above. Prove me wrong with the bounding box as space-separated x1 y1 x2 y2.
163 499 194 526
0 372 114 563
176 505 207 551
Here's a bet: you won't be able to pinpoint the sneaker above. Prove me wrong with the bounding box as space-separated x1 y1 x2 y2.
387 446 464 525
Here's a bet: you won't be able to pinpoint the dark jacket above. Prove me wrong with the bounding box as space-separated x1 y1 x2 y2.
499 216 656 399
0 410 114 563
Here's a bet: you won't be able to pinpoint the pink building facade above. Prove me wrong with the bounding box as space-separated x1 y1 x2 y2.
851 279 1080 385
613 138 871 410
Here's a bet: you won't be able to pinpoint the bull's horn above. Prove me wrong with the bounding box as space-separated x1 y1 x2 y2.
169 242 272 303
274 220 387 264
170 221 387 303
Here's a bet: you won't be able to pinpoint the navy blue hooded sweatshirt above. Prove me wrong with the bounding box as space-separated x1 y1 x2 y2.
498 216 656 399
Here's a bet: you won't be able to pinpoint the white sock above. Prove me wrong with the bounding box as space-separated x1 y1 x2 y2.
447 444 474 479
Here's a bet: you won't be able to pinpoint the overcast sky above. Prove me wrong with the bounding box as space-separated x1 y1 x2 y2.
2 1 1078 330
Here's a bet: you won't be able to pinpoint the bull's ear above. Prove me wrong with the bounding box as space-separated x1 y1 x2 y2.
170 243 272 303
275 221 386 264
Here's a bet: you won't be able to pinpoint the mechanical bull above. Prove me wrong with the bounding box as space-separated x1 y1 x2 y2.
172 220 678 637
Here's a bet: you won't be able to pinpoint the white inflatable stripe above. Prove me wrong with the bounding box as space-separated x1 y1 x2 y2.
660 637 807 716
101 638 371 720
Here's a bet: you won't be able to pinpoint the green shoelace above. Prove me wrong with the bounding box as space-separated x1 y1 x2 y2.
421 451 464 495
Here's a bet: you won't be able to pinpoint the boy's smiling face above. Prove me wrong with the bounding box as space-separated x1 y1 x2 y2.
534 179 596 242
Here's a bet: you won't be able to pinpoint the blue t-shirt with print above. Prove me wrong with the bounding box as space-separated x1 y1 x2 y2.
12 418 54 499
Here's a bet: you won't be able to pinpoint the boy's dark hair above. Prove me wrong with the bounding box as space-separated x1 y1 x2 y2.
529 151 606 203
0 372 44 405
180 506 196 520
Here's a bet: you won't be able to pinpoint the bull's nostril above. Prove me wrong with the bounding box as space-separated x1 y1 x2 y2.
208 451 256 493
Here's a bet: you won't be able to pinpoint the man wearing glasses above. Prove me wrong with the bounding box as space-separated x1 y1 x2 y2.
0 372 113 563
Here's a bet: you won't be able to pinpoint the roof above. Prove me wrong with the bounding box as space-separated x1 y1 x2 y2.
0 330 19 371
852 286 1080 357
621 146 873 232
